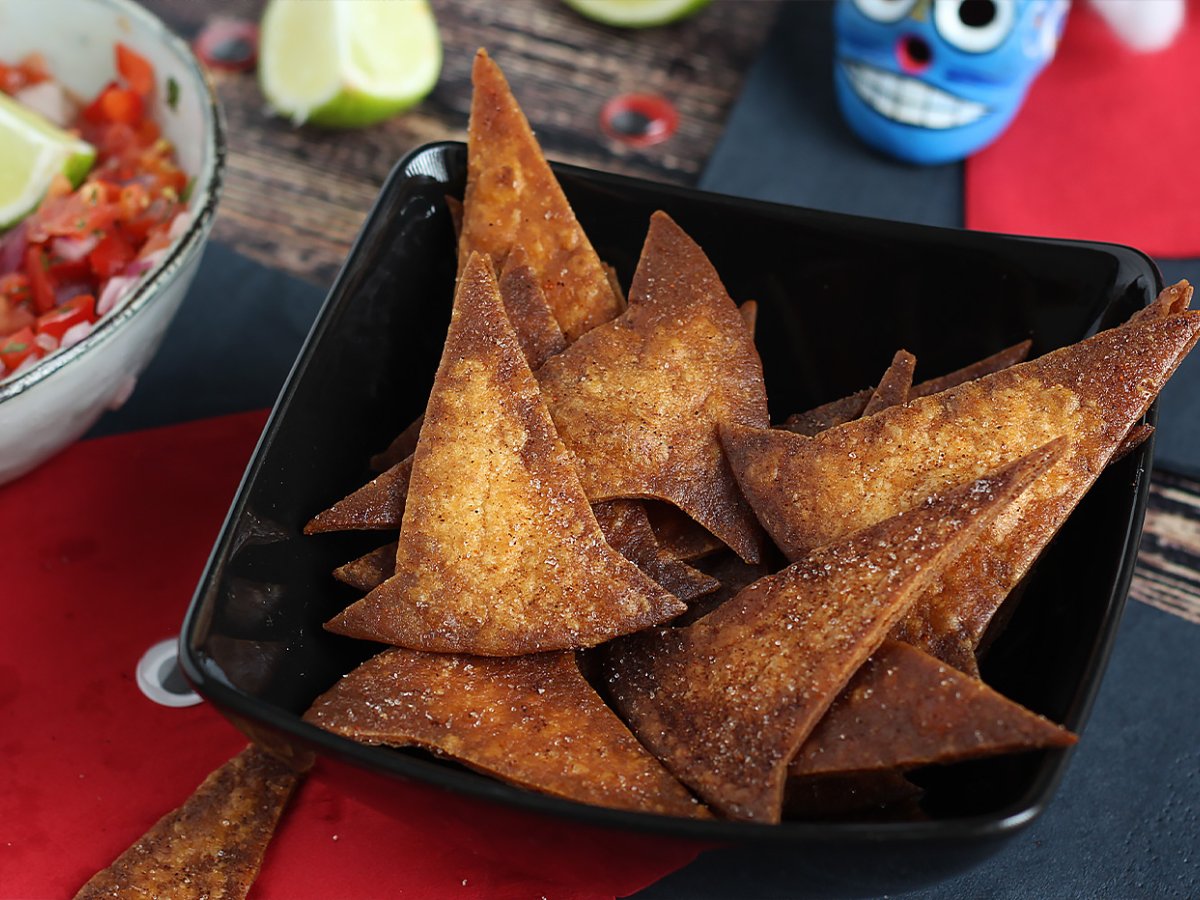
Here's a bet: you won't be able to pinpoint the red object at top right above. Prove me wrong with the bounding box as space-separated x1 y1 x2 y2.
965 0 1200 259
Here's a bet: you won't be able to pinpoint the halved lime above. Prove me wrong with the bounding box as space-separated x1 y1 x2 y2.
0 93 95 230
563 0 712 28
259 0 442 128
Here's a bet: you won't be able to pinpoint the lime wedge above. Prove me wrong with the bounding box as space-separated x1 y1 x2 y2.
259 0 442 128
562 0 712 28
0 92 95 230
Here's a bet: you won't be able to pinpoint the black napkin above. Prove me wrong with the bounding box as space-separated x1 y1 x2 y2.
700 0 1200 482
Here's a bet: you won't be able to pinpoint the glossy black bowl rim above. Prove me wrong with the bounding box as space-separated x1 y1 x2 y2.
180 140 1158 845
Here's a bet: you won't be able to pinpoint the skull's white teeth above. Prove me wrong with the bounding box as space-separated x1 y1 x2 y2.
843 61 987 130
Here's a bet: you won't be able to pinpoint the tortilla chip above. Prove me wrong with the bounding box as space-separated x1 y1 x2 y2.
592 500 719 602
446 193 463 241
604 262 625 309
333 541 398 592
460 50 621 341
909 339 1032 399
327 254 683 655
782 389 873 436
726 288 1200 671
605 445 1058 822
498 246 570 370
672 550 774 626
860 349 916 417
739 300 758 337
75 746 299 900
369 419 423 474
783 770 923 820
789 639 1075 779
644 501 726 561
782 340 1033 436
537 212 770 563
1113 422 1154 463
333 503 719 602
305 457 411 533
305 648 707 818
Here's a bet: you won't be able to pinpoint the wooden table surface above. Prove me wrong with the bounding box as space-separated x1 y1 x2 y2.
143 0 1200 628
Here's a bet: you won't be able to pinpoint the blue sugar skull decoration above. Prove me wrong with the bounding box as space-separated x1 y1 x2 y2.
834 0 1069 165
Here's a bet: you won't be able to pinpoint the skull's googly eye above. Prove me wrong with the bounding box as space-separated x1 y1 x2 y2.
851 0 919 24
934 0 1016 53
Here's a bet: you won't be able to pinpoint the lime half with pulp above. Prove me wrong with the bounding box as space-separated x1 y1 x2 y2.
563 0 712 28
0 92 95 231
259 0 442 128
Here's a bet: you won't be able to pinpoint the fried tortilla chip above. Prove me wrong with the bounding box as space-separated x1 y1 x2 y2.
446 193 464 241
592 500 719 602
305 456 411 533
739 300 758 337
605 445 1058 822
327 254 683 655
790 639 1076 778
460 50 621 341
909 339 1032 399
368 247 569 475
75 746 299 900
1113 422 1154 462
333 502 719 602
644 501 726 562
305 648 707 818
537 212 770 563
604 262 625 309
726 285 1200 671
333 541 398 592
860 349 916 417
782 340 1033 436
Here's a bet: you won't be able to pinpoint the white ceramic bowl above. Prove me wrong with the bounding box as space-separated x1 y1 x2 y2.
0 0 224 484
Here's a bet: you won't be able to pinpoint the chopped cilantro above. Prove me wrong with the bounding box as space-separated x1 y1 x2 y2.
180 177 196 204
166 76 180 111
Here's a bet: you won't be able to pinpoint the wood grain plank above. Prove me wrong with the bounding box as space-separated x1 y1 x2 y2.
1135 470 1200 624
142 0 779 284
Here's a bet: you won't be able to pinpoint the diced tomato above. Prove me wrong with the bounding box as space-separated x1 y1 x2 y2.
1 273 32 306
48 255 93 283
116 43 155 96
0 275 36 334
88 228 135 279
25 246 56 314
82 83 144 126
36 294 96 341
0 326 41 371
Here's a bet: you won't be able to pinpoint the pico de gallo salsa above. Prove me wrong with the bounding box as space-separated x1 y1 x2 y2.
0 43 189 380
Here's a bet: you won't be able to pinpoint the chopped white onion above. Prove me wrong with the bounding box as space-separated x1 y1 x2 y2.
60 320 93 349
97 275 137 315
14 80 75 127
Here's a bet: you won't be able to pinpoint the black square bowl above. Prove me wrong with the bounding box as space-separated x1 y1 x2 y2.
181 141 1160 892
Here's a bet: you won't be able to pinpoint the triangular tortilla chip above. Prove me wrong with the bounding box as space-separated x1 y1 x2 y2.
1113 422 1154 462
592 500 720 602
333 541 398 592
332 502 719 602
644 501 726 562
367 246 569 475
789 639 1076 778
460 50 621 341
304 649 708 818
305 457 412 534
739 299 758 337
782 340 1032 436
327 254 683 655
909 339 1032 399
75 746 299 900
537 212 770 563
605 445 1059 822
860 349 916 417
726 285 1200 671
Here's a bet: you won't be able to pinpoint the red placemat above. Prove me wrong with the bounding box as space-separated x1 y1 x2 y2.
965 0 1200 258
0 413 705 898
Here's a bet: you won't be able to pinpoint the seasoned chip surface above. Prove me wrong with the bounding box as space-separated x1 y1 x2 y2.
498 246 569 370
537 212 770 563
790 639 1076 777
305 649 707 818
861 349 915 417
592 500 720 602
304 457 412 533
327 254 683 655
460 50 621 342
606 446 1058 822
728 293 1200 670
75 746 299 900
